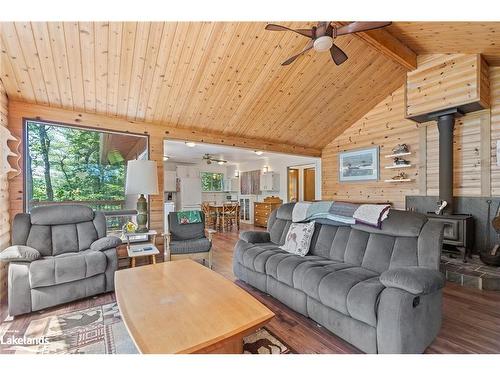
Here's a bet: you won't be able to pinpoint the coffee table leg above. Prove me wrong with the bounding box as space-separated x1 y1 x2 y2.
151 255 156 265
131 257 136 268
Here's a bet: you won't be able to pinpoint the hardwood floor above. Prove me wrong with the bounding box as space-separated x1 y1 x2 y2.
1 223 500 354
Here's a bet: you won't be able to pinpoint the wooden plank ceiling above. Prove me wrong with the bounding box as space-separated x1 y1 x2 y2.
0 21 408 150
388 22 500 66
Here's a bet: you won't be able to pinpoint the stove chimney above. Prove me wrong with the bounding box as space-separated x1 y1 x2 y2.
427 108 463 215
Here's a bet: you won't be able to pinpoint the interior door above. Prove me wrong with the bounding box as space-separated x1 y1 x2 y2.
288 168 299 202
304 168 316 201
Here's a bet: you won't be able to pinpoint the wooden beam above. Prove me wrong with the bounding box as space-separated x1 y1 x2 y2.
8 101 322 157
334 23 417 71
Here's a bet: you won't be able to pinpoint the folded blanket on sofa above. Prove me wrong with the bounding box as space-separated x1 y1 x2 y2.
292 202 311 222
292 201 357 224
353 204 391 228
291 200 391 227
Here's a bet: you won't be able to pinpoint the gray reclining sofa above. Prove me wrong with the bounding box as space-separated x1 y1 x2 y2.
7 205 120 316
233 203 445 353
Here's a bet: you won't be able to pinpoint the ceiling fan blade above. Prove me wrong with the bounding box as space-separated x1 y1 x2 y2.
330 44 348 65
265 23 313 38
281 40 313 66
336 21 392 36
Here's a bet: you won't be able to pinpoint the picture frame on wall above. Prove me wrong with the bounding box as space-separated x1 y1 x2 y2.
339 146 379 182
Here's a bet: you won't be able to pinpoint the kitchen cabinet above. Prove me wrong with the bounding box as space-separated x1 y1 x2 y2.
176 165 200 178
260 172 280 191
164 171 177 192
254 196 282 227
224 177 239 192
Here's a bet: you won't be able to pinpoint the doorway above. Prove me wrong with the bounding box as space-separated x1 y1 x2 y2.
303 168 316 201
287 164 318 202
288 168 299 202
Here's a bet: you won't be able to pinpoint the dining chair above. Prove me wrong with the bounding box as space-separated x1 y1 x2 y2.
221 202 239 232
201 201 216 229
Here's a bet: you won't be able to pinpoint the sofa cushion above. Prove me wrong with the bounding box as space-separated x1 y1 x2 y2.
346 277 385 326
52 224 79 256
269 218 289 245
239 243 287 273
266 254 337 288
317 267 379 316
77 221 99 251
29 250 107 288
300 262 357 300
309 224 338 258
169 238 211 254
26 225 52 257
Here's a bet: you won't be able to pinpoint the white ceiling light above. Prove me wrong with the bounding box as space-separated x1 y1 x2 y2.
313 36 333 52
185 142 196 147
217 161 225 165
163 155 169 161
255 150 264 156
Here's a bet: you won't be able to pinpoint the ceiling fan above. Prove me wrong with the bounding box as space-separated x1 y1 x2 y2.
203 153 227 165
265 21 392 66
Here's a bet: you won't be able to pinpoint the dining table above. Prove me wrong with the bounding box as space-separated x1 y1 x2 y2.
207 203 239 232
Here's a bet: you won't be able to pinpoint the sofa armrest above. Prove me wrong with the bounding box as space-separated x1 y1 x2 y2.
0 245 40 263
90 236 122 252
239 231 270 244
380 267 444 295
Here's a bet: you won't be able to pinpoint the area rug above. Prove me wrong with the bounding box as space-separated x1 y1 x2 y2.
0 303 292 354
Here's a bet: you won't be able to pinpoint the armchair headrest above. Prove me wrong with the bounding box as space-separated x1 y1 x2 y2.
30 204 95 225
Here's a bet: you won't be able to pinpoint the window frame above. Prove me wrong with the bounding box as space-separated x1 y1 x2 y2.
22 117 150 213
200 171 225 192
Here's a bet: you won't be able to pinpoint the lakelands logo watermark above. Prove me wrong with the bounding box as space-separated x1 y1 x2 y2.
0 334 49 345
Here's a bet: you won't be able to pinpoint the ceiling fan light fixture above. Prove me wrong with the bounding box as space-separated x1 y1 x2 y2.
217 161 225 165
313 36 333 52
185 141 196 147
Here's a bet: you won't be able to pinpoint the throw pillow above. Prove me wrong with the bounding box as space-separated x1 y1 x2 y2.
0 245 41 262
280 221 316 257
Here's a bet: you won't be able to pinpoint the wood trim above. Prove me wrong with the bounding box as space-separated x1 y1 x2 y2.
8 101 321 157
334 23 417 71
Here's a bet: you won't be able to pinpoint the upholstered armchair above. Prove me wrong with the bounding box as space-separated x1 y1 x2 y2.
1 204 120 316
164 211 215 268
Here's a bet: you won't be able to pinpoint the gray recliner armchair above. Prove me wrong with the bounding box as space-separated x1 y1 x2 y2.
164 211 215 268
4 204 120 316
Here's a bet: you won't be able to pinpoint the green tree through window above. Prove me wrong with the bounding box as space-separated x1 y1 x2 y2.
201 172 224 192
25 120 145 212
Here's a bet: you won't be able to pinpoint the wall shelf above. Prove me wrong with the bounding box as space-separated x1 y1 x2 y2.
384 152 411 158
384 179 412 183
384 164 413 169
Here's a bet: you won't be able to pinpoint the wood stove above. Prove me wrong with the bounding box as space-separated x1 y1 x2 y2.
422 108 475 262
426 213 474 262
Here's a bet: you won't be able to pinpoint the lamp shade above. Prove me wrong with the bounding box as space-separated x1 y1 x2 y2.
125 159 159 195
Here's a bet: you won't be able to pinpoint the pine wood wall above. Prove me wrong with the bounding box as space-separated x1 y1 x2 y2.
0 80 10 304
322 54 500 209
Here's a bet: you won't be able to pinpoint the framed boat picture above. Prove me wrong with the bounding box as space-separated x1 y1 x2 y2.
339 146 379 182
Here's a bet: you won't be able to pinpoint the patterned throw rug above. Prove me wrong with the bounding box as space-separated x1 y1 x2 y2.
0 303 292 354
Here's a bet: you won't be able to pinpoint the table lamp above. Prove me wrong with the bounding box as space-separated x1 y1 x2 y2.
125 159 159 233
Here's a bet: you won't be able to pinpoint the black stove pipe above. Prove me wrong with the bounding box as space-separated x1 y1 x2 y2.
437 113 455 215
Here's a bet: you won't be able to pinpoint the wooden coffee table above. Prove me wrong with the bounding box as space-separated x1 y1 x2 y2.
115 259 274 354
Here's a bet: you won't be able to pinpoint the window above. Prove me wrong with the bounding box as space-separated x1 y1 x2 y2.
201 172 224 192
24 120 148 222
